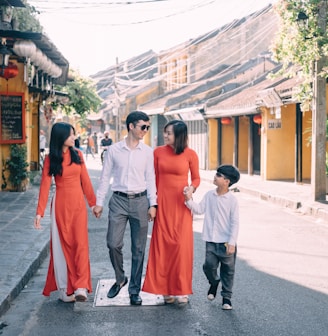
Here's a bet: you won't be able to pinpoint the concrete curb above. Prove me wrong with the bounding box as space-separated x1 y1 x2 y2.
0 240 50 317
203 178 328 222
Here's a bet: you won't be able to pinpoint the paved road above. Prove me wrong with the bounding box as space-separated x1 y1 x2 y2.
1 154 327 336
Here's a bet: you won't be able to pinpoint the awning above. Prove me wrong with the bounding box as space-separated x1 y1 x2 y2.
205 106 258 118
164 106 204 120
87 110 104 121
143 107 165 116
257 88 283 108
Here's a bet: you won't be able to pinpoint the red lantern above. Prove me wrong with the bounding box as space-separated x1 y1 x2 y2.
253 114 262 124
0 61 19 80
221 117 232 125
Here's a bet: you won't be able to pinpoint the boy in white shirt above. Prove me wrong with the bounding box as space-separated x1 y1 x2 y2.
184 165 240 310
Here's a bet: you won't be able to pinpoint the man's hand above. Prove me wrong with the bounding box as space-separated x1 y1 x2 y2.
93 205 103 218
148 206 157 222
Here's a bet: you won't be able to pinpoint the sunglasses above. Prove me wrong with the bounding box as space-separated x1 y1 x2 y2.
136 124 150 131
216 172 227 179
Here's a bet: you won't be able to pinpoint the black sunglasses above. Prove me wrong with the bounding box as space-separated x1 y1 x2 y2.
136 124 150 131
216 172 227 179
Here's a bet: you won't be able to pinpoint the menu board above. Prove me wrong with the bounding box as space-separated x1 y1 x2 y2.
0 93 25 144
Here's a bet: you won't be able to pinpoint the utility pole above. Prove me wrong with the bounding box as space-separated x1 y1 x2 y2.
113 57 121 142
311 1 327 201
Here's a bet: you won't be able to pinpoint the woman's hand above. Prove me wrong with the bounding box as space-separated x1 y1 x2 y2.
183 186 193 201
34 215 42 230
93 205 103 218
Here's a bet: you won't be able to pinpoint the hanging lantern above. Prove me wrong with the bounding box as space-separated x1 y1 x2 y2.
253 114 262 124
221 117 232 125
0 61 18 80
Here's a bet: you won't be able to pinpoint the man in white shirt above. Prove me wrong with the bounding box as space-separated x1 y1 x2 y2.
94 111 157 306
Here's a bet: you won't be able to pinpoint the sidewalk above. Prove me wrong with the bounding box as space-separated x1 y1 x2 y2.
0 168 327 318
202 170 328 222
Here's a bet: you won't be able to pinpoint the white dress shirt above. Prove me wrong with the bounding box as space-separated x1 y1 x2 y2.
185 189 239 245
96 139 157 207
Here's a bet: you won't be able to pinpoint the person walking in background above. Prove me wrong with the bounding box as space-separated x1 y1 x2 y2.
93 111 157 306
39 129 47 154
74 134 80 149
34 122 96 303
39 129 47 166
92 132 98 154
86 133 95 159
142 120 200 305
100 131 113 164
184 165 240 310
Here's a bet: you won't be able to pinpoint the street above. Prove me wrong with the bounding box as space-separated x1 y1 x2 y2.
1 154 328 336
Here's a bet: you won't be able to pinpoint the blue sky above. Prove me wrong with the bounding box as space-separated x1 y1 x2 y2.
29 0 278 76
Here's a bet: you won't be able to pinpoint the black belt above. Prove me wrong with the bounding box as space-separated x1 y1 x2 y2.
113 190 147 199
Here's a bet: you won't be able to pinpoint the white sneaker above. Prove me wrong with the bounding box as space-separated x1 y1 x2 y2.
58 289 75 303
75 288 88 302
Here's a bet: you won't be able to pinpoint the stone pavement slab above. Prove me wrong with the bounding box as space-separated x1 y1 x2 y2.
93 278 164 307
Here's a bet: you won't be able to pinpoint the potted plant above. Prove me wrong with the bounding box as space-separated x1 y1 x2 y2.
7 144 29 192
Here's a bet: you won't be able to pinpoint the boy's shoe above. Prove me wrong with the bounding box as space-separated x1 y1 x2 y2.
222 297 232 310
207 282 219 301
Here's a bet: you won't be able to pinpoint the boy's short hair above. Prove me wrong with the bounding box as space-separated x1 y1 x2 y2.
217 165 240 186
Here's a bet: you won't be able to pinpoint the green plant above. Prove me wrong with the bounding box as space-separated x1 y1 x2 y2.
1 159 7 190
7 144 29 191
271 0 328 106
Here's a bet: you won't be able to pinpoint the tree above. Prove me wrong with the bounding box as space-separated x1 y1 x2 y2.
13 0 43 32
53 69 102 119
272 0 328 201
12 2 102 119
271 0 328 109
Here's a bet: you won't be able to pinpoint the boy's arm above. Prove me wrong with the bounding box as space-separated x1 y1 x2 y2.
228 198 239 247
184 193 206 215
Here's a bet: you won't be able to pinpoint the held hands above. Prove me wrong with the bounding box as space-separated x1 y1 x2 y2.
93 205 103 218
183 186 194 201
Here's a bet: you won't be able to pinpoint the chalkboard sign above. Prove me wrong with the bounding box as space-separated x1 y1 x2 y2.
0 93 25 144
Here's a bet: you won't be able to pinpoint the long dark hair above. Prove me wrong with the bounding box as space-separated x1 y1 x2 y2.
164 120 188 154
48 122 81 176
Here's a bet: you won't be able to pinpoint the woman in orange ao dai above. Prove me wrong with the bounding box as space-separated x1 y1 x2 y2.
142 120 200 304
34 122 96 302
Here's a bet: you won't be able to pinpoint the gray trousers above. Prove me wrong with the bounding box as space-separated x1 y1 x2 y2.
106 193 149 294
203 242 237 299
